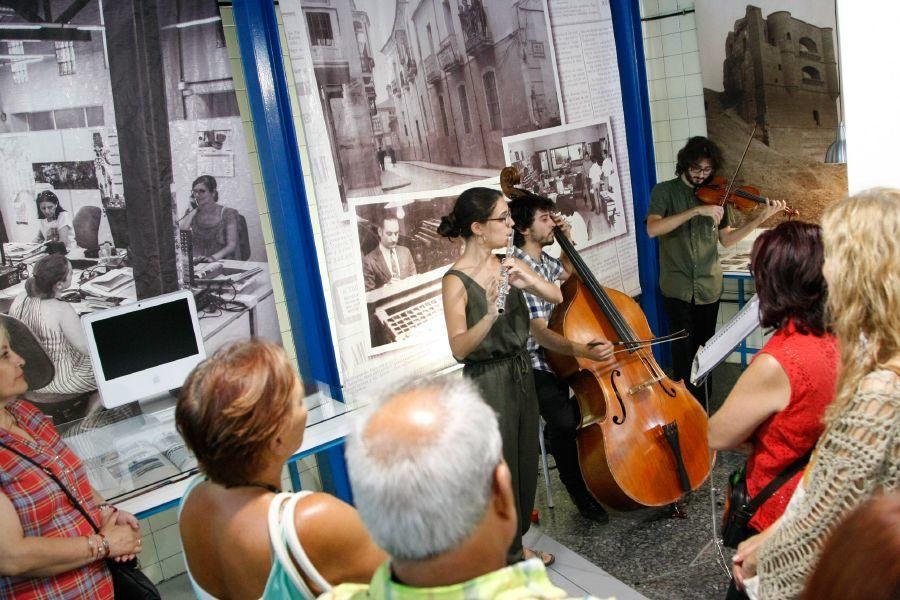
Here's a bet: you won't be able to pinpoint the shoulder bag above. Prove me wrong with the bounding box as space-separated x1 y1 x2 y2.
721 448 812 548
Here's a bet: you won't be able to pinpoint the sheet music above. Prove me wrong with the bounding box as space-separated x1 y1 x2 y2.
691 295 760 385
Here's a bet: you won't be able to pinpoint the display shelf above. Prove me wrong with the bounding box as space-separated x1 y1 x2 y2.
68 389 357 519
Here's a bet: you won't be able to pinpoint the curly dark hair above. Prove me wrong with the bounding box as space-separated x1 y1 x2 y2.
751 221 828 335
508 192 555 248
675 136 722 178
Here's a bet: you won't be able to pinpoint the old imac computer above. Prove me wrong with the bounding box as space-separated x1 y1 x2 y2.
82 290 206 409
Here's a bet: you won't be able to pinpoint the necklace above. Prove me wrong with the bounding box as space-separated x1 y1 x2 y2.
226 481 282 494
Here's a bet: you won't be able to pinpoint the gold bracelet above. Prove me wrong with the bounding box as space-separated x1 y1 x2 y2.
87 535 95 560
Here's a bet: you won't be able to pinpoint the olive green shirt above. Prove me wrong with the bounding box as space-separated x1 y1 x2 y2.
648 177 733 305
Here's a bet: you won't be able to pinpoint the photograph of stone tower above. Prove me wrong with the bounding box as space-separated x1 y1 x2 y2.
695 2 847 223
722 6 839 159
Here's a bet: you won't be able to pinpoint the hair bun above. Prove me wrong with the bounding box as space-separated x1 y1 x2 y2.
437 214 461 238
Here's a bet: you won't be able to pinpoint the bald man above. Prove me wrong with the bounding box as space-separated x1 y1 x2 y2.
322 378 611 599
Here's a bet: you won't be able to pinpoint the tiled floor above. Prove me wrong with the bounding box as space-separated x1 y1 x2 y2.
530 363 744 600
524 528 648 599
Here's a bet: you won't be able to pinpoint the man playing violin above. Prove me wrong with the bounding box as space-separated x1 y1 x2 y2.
646 136 786 404
509 193 615 523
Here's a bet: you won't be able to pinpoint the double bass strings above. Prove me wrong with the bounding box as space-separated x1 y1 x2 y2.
556 230 666 382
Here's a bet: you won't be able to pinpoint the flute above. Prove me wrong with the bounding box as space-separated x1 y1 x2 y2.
496 231 515 314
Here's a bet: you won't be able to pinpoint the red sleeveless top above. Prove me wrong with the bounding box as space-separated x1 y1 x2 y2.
745 322 839 531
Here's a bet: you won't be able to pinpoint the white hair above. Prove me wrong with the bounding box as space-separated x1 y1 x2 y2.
345 376 503 562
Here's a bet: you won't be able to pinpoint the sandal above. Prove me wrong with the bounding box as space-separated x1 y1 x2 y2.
524 547 555 568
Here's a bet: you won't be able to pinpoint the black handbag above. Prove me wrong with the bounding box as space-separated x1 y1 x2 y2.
721 449 812 548
0 441 161 599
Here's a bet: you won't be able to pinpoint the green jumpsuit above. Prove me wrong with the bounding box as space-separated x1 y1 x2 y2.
445 270 540 563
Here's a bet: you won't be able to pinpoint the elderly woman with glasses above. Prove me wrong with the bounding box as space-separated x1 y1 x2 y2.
646 136 786 403
436 187 561 566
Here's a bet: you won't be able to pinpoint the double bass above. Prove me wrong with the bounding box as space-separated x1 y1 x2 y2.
500 167 711 510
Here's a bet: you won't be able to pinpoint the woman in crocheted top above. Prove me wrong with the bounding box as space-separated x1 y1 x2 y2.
731 189 900 600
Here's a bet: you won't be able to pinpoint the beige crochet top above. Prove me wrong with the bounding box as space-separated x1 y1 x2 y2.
757 369 900 599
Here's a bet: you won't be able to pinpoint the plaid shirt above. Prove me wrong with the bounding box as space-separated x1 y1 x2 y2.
0 400 113 600
514 247 564 373
322 558 608 599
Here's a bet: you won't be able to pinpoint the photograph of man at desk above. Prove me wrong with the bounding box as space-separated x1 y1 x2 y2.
362 216 417 292
354 194 463 352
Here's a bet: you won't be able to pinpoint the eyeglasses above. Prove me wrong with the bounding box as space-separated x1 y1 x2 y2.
482 212 511 224
688 165 713 175
191 188 209 197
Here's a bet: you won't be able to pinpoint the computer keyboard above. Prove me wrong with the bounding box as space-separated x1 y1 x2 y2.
378 293 443 341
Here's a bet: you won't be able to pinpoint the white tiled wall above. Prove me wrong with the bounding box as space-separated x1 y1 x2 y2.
134 7 326 586
640 0 707 184
639 0 766 363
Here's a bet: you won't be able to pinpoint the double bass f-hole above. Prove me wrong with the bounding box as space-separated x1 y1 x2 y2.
609 369 627 425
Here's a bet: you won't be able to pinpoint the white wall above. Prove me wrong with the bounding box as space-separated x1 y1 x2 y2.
837 0 899 193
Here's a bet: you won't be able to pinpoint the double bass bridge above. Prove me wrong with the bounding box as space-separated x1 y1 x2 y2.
628 375 664 396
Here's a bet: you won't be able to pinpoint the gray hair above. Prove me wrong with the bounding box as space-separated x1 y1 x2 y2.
345 376 503 561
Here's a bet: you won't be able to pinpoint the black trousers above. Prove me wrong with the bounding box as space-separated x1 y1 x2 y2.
662 295 720 405
532 369 595 507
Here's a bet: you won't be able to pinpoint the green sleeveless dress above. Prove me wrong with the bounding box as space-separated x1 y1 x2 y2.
444 269 539 563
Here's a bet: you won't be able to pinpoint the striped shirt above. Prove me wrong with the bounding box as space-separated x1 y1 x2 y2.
0 400 113 599
514 247 564 373
10 295 96 395
322 558 609 599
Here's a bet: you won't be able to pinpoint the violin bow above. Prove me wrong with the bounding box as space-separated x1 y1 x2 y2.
721 123 757 208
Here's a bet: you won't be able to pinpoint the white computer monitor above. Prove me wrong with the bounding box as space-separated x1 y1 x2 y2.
82 290 206 409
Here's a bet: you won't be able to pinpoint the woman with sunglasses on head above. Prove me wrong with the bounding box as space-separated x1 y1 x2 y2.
438 186 562 566
33 190 76 253
646 136 786 403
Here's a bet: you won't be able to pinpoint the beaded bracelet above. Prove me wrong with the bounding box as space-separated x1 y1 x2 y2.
97 533 111 559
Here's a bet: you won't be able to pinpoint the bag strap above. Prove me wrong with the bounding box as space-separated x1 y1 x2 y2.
0 440 100 532
747 447 813 512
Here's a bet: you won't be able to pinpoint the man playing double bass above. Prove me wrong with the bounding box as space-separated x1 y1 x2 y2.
646 136 785 403
509 193 615 523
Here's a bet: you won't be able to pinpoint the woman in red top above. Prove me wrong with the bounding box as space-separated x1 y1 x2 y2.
709 222 838 597
0 315 143 599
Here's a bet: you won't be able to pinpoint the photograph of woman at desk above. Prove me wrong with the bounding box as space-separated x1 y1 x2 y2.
9 254 97 424
179 175 246 264
32 191 76 253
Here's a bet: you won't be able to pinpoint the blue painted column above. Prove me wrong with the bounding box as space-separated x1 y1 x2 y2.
231 0 343 399
232 1 352 502
609 1 669 367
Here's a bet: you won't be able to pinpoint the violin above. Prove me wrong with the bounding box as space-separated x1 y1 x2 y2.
696 176 799 217
500 166 712 510
695 124 799 217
